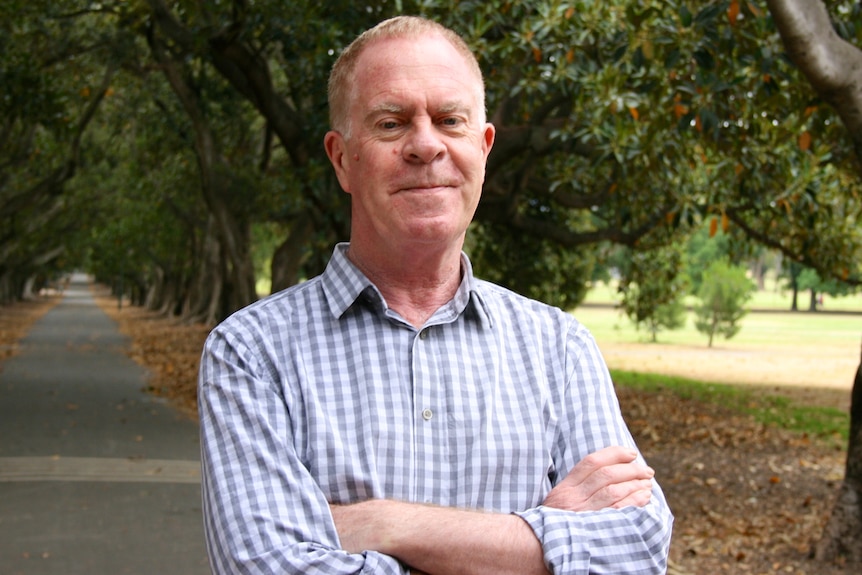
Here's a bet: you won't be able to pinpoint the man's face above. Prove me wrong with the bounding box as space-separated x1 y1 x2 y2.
325 33 495 254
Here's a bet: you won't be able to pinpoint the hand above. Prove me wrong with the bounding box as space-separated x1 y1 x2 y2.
542 446 654 512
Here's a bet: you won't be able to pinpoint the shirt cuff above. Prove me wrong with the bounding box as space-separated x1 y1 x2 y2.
514 505 671 575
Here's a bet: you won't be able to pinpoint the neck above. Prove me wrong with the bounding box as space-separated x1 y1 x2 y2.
347 242 463 328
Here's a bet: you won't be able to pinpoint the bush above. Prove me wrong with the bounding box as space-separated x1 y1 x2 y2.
694 260 755 347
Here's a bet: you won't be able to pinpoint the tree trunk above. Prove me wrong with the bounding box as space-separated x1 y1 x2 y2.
790 269 800 311
816 339 862 565
147 24 257 321
181 218 226 326
270 217 315 294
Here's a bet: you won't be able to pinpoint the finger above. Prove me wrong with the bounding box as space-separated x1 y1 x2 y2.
590 478 654 509
563 446 641 486
578 462 655 500
610 486 654 509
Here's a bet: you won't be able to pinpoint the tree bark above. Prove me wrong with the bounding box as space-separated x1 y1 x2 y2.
815 340 862 565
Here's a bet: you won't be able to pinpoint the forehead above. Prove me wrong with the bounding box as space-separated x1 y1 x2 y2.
350 34 482 113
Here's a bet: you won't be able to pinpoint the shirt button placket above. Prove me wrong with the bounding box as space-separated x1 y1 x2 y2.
418 330 432 422
412 325 439 502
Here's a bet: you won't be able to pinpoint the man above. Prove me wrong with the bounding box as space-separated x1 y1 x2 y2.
199 16 673 575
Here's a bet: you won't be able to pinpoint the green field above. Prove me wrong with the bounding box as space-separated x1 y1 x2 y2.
574 282 860 444
579 281 862 347
573 302 860 348
583 279 862 312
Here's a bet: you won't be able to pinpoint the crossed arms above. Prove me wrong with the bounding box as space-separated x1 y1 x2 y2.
331 446 657 575
199 298 673 574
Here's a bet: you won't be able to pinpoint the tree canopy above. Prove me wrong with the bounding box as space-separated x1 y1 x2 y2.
1 0 861 323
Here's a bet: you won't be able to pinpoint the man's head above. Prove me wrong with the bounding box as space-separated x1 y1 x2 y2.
328 16 486 138
323 16 495 261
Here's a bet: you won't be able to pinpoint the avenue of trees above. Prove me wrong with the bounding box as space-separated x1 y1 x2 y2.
1 0 861 564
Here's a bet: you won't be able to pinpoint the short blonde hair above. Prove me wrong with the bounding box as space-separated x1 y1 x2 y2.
327 16 486 136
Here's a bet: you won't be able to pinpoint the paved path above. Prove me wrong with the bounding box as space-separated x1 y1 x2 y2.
0 275 209 574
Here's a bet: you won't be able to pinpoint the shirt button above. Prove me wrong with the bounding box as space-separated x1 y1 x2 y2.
422 408 433 421
419 329 428 340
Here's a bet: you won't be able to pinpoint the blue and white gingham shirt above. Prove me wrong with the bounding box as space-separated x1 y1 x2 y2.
199 243 673 574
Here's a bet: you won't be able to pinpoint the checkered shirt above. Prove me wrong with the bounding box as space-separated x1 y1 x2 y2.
199 243 672 574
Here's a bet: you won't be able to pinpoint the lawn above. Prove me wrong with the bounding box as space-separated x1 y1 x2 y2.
577 279 861 348
570 288 860 415
583 278 862 311
572 303 860 348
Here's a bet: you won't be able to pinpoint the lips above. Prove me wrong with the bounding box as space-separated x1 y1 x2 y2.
398 181 456 193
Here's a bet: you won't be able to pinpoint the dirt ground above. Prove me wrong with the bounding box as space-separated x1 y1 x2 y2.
600 341 856 412
2 290 858 575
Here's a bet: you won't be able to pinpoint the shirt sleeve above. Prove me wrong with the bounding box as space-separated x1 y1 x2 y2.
198 320 409 575
515 321 674 574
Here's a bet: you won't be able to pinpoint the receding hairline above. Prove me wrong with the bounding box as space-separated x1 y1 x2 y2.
327 16 486 134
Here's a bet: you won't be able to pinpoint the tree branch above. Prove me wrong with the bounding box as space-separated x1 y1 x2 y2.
726 206 861 287
766 0 862 171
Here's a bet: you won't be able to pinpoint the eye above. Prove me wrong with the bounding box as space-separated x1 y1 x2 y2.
439 116 462 127
379 119 402 130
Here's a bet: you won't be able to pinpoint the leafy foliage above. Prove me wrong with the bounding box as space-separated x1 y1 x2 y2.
617 244 689 341
1 0 861 317
694 259 755 346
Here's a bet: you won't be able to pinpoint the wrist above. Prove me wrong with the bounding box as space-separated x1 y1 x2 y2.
331 499 404 555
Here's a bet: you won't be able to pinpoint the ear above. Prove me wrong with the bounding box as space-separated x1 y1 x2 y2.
324 130 352 193
481 122 496 161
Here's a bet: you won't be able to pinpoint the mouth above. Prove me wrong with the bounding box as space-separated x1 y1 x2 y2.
399 183 453 193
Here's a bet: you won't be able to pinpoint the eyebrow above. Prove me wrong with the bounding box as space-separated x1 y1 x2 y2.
364 102 405 123
365 101 472 123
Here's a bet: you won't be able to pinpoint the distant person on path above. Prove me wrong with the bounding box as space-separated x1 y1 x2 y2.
198 16 672 575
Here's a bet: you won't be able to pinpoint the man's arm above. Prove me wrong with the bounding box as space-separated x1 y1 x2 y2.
199 322 409 575
332 500 547 575
331 446 656 575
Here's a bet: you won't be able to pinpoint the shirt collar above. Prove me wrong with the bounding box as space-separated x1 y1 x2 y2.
321 242 492 329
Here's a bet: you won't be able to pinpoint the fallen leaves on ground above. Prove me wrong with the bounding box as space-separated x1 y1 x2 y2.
620 386 850 575
0 296 60 364
3 288 853 574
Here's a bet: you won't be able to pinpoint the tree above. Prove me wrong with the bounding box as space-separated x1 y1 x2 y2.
693 259 754 347
2 0 860 313
0 0 118 302
767 3 862 558
767 0 862 171
685 220 733 295
817 340 862 563
617 245 689 342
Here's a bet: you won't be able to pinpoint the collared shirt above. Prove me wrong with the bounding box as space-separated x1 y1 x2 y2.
199 243 673 574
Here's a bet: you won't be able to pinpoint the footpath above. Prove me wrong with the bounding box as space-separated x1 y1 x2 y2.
0 274 209 575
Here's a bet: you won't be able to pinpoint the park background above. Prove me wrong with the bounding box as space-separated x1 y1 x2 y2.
2 0 862 573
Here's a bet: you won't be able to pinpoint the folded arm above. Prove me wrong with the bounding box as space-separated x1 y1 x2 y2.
330 446 658 575
199 324 410 575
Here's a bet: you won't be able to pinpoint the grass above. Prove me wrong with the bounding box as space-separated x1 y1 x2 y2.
580 280 858 448
571 300 861 348
584 278 862 312
612 369 851 446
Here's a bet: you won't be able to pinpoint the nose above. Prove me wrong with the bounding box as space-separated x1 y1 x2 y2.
402 120 446 163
